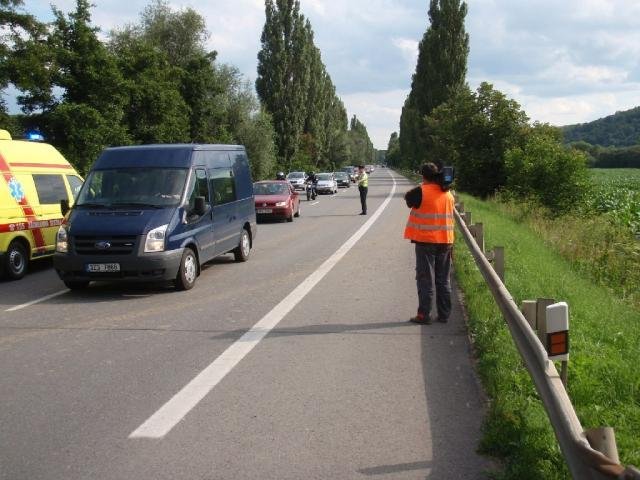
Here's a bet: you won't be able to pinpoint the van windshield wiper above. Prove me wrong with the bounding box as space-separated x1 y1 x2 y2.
110 202 163 209
76 202 110 208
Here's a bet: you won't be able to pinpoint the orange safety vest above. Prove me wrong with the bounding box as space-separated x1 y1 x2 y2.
404 183 455 244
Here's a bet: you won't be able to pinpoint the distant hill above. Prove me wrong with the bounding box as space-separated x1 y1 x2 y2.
562 106 640 147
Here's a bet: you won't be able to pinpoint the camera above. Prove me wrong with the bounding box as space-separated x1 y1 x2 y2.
439 166 454 191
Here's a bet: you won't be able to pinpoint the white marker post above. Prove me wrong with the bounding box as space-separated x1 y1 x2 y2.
545 302 569 387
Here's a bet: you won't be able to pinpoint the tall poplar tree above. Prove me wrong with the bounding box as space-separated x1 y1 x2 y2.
399 0 469 168
256 0 311 168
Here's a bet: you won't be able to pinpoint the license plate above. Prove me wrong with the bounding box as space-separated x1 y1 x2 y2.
256 208 273 214
86 263 120 273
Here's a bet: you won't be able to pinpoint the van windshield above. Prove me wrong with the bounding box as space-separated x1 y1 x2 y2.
76 168 188 208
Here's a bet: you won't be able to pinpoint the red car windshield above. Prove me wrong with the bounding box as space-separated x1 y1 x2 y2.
254 183 290 195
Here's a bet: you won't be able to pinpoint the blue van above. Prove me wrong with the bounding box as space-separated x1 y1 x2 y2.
53 144 256 290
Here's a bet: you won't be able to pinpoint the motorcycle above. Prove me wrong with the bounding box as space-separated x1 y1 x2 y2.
305 180 317 201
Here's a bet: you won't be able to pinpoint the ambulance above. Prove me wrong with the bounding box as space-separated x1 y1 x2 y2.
0 129 83 280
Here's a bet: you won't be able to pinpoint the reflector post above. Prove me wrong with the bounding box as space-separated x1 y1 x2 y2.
546 302 569 361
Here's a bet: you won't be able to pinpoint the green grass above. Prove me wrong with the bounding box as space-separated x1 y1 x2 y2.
454 193 640 479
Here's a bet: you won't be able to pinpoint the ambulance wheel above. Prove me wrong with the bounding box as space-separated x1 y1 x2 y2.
64 280 89 290
176 247 198 291
5 240 28 280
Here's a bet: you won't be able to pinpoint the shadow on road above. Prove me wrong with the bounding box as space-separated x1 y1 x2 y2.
210 320 419 342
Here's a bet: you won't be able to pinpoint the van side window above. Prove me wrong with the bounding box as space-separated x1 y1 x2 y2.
33 174 68 204
187 169 209 211
66 175 83 199
209 169 236 206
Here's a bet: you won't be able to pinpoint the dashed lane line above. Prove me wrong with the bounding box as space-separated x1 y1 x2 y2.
5 289 69 312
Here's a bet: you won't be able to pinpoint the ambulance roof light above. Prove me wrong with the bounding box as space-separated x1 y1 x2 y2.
25 130 45 142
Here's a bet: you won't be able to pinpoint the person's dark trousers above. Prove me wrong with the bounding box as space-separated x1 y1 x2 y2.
358 186 368 214
415 242 453 321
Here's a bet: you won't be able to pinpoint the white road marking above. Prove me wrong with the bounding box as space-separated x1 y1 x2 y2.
129 171 398 439
310 201 319 205
5 289 69 312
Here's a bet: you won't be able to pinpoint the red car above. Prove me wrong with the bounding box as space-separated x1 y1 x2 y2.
253 180 301 222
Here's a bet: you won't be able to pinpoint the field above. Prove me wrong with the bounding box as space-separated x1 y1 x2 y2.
587 168 640 236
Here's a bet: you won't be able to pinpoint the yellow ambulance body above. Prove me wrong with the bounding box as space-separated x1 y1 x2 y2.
0 130 83 279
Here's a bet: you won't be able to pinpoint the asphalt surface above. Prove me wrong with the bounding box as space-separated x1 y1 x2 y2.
0 169 492 479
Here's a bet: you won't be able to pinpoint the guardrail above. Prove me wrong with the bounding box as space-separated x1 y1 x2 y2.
454 203 640 480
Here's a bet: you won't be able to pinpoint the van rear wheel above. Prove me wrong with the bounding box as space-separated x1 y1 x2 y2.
233 228 250 262
4 240 28 280
176 247 198 291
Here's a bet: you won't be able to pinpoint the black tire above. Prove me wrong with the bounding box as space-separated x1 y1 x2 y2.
233 228 251 262
176 247 198 290
64 280 89 290
306 190 311 201
294 203 300 217
287 211 294 222
4 240 28 280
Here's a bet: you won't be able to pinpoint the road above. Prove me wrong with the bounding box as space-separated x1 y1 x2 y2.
0 170 491 479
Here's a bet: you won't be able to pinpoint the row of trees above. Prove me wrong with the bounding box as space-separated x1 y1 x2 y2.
387 0 589 214
1 0 375 178
570 141 640 168
256 0 374 173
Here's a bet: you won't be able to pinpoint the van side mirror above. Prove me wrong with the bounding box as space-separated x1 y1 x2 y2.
60 199 70 216
194 196 207 216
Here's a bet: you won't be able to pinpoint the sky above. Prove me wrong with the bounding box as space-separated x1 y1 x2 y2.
18 0 640 149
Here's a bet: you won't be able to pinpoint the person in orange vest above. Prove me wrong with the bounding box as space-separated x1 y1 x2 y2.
404 163 455 324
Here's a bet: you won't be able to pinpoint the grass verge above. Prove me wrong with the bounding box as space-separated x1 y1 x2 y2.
454 193 640 479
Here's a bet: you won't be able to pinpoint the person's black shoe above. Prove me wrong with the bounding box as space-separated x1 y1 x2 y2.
360 212 367 215
437 317 449 323
410 313 431 325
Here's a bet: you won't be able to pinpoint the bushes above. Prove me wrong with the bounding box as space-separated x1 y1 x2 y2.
504 132 591 214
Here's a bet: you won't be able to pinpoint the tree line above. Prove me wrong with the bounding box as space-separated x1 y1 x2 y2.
387 0 590 214
256 0 374 173
0 0 376 178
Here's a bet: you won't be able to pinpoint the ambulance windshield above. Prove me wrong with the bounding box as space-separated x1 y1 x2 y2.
76 168 188 208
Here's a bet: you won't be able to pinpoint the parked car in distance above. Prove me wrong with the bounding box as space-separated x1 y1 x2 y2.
334 171 350 188
286 171 307 191
254 180 300 223
340 166 355 182
365 165 375 174
0 129 83 280
315 173 338 194
54 144 256 291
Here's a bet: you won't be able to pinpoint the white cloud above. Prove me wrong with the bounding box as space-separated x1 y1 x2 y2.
16 0 640 148
392 37 419 70
340 89 409 148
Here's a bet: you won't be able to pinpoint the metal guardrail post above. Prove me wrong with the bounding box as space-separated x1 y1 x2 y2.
453 208 639 479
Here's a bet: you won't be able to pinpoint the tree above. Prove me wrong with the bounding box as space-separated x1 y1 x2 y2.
38 0 129 172
425 83 529 197
109 33 190 143
399 0 469 169
505 128 590 214
1 0 49 121
386 132 401 167
257 0 311 167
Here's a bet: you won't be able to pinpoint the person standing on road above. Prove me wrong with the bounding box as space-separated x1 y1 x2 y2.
354 165 368 215
404 163 455 324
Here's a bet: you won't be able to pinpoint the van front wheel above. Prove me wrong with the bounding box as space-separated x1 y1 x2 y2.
176 247 198 291
5 240 28 280
233 229 250 262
